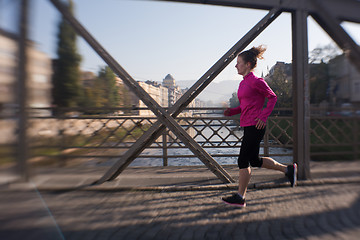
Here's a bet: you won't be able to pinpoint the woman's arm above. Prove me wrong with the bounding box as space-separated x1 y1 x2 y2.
224 105 241 116
255 79 277 123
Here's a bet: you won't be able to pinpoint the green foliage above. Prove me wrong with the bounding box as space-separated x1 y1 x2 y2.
310 118 359 160
308 44 340 105
309 62 329 104
0 146 15 165
267 66 292 108
229 92 239 109
268 119 293 144
80 66 124 113
269 118 360 161
52 0 82 109
120 84 133 109
98 66 120 108
28 123 151 166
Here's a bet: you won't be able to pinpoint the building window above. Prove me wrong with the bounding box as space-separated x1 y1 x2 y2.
354 82 360 93
0 65 15 75
0 48 16 59
32 74 48 84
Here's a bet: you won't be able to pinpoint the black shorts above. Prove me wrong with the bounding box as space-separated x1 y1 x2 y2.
238 126 265 169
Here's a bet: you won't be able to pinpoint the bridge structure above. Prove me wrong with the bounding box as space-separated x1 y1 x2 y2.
16 0 360 183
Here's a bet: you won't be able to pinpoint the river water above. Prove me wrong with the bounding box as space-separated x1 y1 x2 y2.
129 146 293 167
128 127 293 167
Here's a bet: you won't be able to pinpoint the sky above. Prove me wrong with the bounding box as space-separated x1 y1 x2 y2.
1 0 360 85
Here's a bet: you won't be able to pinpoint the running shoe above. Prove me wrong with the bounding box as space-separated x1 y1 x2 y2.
222 193 246 207
286 163 298 187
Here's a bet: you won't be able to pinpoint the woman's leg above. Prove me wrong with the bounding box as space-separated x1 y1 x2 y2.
262 157 298 187
261 157 287 173
238 167 251 197
237 126 262 198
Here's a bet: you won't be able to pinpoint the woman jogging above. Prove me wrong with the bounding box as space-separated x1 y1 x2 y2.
222 45 297 207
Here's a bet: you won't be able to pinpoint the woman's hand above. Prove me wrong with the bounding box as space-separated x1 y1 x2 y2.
224 108 231 116
255 118 266 129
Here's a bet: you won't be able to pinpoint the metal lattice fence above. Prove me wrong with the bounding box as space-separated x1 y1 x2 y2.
1 107 358 168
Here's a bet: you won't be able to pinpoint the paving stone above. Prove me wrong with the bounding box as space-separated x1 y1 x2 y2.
1 161 360 239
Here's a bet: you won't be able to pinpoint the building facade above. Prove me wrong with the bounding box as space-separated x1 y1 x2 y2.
162 74 181 107
125 80 169 116
0 29 52 114
329 54 360 105
124 74 205 116
267 58 360 107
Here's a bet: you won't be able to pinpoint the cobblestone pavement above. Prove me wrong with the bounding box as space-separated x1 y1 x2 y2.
1 161 360 240
7 183 357 240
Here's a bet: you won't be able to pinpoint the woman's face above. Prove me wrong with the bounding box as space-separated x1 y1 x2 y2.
235 56 251 76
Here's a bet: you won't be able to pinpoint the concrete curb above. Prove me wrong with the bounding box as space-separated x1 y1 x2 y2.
32 176 360 192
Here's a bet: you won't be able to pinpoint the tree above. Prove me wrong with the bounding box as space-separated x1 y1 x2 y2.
310 61 329 104
267 66 292 108
97 66 120 108
309 43 341 64
229 92 239 108
52 0 82 109
308 44 340 104
80 66 122 114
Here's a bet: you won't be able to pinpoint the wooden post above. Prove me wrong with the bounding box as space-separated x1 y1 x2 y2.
162 130 168 166
354 118 358 160
17 0 30 181
292 9 311 180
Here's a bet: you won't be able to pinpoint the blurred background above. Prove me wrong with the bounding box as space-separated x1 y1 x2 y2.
1 0 360 180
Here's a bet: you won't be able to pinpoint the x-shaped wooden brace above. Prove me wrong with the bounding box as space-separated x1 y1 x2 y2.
50 0 282 184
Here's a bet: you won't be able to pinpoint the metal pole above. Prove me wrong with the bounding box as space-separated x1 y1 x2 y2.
17 0 30 181
162 130 168 166
292 9 311 180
